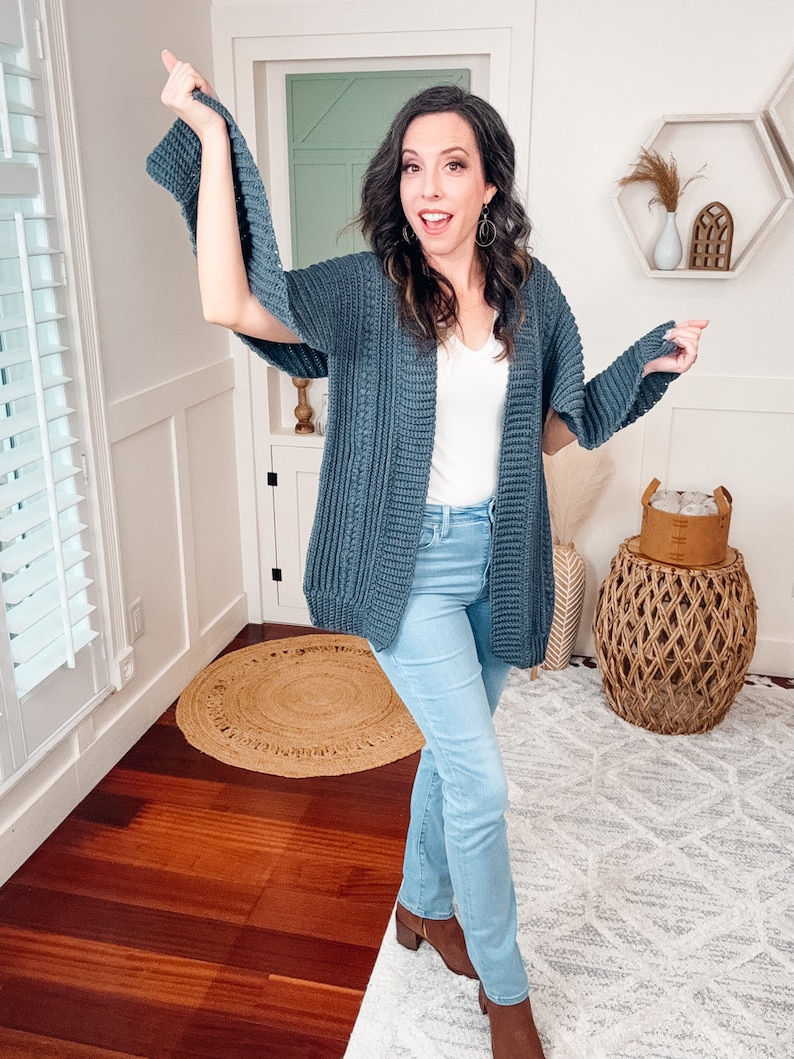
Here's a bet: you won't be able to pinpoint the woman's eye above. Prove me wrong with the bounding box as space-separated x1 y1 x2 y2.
401 162 419 173
447 160 466 172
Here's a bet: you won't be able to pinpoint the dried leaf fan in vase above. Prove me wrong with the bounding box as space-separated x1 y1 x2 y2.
542 443 613 670
618 147 706 271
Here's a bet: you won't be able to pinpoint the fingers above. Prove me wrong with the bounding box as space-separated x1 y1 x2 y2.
665 320 709 342
665 319 708 359
161 53 215 104
159 51 222 137
161 48 178 74
643 349 694 377
667 331 699 355
645 318 708 377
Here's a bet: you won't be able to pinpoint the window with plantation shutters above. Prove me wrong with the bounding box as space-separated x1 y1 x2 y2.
0 1 111 783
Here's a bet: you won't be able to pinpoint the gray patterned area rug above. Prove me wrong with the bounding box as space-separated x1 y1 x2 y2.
344 665 794 1059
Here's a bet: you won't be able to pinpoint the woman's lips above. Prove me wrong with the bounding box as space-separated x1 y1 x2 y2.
419 211 452 233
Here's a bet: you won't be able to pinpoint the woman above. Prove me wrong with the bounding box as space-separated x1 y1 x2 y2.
150 52 706 1058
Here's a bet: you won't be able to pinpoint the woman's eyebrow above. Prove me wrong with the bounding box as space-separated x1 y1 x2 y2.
401 145 471 157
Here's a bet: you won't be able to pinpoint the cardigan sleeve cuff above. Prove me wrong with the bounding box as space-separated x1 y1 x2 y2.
234 335 328 377
558 319 678 448
146 118 202 212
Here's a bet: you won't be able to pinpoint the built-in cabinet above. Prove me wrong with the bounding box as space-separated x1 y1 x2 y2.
254 365 323 625
270 441 322 617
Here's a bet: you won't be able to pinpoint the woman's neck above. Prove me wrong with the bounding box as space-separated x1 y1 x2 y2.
426 252 493 350
425 247 483 300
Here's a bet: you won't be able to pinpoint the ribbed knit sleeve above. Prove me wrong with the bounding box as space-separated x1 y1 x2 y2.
538 267 678 449
146 92 328 379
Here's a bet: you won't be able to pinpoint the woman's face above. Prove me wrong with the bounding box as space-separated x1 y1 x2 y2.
399 111 496 269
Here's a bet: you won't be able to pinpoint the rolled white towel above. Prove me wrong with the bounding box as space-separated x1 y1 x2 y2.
650 489 683 513
679 501 712 516
651 490 720 516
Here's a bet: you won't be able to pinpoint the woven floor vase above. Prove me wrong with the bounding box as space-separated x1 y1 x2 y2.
543 543 586 670
593 538 757 735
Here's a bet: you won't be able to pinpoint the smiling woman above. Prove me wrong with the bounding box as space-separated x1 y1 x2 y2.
358 84 533 365
148 60 706 1058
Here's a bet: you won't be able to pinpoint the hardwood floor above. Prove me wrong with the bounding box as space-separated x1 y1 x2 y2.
0 624 418 1059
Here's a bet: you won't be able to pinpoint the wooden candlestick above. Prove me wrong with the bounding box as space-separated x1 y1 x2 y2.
292 377 315 434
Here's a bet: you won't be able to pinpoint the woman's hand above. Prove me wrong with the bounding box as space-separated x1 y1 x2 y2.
160 50 225 141
643 318 709 377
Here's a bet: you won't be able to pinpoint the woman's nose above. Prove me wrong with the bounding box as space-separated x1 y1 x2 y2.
421 170 441 198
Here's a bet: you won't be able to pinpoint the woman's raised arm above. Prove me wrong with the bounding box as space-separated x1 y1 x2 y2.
159 51 300 344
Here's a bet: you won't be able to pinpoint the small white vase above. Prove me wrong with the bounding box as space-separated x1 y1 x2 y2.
653 211 683 271
316 392 328 436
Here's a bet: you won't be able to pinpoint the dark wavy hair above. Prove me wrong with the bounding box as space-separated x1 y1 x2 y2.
358 85 533 359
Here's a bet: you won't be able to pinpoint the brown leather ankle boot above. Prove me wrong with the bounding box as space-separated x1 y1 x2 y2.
478 983 546 1058
394 902 478 979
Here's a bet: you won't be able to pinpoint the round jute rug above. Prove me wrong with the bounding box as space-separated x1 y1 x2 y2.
176 634 424 777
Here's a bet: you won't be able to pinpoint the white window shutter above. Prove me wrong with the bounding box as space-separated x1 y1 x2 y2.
0 0 122 782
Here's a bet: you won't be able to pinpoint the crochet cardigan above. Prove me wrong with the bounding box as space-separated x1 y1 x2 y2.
147 95 678 668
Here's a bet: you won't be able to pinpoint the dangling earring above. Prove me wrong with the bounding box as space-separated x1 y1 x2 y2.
402 223 417 244
475 205 496 248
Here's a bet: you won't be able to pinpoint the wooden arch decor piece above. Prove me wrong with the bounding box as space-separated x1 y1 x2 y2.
689 201 734 271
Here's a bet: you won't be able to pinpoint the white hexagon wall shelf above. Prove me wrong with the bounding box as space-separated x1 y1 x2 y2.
613 113 793 278
768 62 794 174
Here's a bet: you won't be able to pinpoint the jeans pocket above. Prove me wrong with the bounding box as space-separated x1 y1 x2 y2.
417 523 439 551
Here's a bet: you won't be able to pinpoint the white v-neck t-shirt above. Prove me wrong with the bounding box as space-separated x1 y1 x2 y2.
426 329 509 507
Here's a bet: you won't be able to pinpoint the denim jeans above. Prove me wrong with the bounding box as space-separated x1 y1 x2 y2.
371 498 529 1005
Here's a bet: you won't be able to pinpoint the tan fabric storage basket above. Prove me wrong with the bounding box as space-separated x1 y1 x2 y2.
638 478 731 567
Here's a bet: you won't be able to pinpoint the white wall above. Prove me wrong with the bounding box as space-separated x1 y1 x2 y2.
73 0 246 710
528 0 794 670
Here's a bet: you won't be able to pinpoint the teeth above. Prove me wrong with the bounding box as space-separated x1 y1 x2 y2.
422 213 449 222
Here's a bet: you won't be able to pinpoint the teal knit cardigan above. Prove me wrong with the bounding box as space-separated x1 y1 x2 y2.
147 95 677 668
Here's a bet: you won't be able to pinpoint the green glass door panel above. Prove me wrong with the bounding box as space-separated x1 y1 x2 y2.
293 162 352 263
287 69 471 268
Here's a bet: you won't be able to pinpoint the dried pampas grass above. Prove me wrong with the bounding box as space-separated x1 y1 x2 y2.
618 147 705 213
543 442 614 546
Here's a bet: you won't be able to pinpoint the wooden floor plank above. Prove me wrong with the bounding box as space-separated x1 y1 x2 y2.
0 1026 141 1059
9 850 264 925
0 623 416 1058
0 980 209 1059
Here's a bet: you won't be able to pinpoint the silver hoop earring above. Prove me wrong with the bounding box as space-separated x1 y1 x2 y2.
402 223 417 244
475 205 497 248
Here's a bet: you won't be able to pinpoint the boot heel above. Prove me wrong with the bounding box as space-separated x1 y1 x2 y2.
395 915 422 952
478 983 489 1015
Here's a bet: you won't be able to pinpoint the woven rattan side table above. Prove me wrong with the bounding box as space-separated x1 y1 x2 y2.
593 537 757 734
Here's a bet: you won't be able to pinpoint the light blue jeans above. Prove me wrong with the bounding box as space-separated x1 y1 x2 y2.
371 498 529 1005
